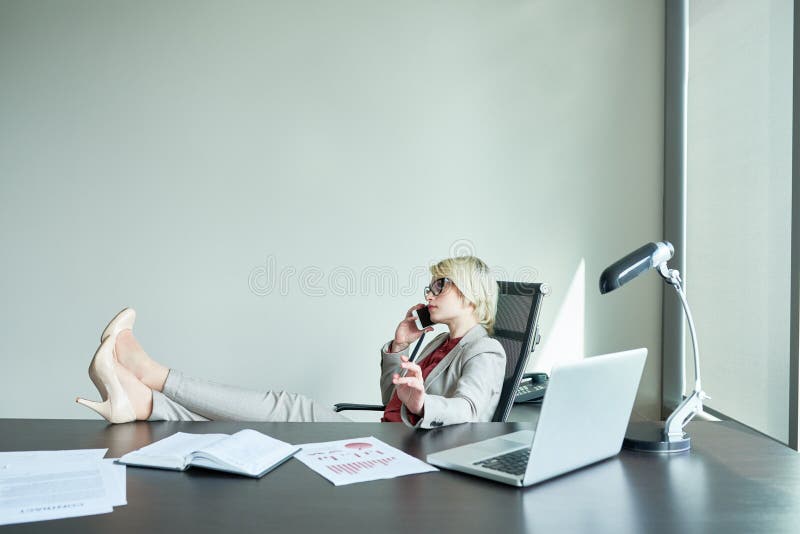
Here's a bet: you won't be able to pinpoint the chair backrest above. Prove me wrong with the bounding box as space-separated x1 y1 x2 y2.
490 281 550 422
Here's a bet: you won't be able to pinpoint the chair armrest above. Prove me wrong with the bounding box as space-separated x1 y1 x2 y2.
333 403 386 413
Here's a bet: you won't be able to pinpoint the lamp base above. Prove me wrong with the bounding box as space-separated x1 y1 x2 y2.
623 421 691 453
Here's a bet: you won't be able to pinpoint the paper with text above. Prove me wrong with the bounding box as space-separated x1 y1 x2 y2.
0 459 114 525
294 436 437 486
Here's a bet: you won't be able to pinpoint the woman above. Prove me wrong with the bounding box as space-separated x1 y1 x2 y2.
76 255 506 428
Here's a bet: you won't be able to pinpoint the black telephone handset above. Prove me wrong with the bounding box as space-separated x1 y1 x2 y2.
513 372 549 404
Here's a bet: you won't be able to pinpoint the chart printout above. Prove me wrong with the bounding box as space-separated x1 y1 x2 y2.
293 436 437 486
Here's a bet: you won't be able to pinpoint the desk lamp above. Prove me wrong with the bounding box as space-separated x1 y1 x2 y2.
599 241 708 453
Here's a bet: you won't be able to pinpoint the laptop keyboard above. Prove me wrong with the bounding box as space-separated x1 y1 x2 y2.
473 447 531 476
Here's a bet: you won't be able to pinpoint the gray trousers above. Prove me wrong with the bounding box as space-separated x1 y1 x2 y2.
149 369 349 422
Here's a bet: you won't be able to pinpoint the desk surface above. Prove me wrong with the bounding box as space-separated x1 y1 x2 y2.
2 417 800 534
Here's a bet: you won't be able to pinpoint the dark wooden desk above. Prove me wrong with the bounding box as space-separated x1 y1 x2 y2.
1 417 799 533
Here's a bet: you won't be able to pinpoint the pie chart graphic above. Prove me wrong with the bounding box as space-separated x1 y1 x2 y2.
344 442 373 450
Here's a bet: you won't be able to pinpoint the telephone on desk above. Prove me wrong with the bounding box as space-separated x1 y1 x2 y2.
513 372 549 403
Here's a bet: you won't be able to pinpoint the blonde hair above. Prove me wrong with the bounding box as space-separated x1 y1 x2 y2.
430 256 498 335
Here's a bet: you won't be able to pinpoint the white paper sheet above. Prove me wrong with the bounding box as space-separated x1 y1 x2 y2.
0 459 112 525
0 449 108 466
102 460 127 507
0 450 126 526
294 436 437 486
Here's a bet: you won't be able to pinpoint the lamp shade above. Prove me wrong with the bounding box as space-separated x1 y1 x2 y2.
599 241 674 294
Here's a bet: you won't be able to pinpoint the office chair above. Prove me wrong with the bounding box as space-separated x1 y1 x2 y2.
333 281 549 422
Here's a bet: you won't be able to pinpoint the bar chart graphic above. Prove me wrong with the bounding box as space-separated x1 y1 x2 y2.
307 442 397 475
295 436 438 485
326 456 396 475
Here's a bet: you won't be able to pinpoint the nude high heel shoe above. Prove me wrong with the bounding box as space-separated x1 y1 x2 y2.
90 308 136 400
76 337 136 423
100 307 136 343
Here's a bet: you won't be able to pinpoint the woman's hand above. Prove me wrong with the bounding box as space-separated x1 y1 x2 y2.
390 304 434 353
392 355 425 415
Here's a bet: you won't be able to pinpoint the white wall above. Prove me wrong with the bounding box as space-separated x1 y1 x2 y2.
687 0 793 443
0 0 665 420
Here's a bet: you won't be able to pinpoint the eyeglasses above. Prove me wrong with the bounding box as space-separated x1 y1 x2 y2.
424 277 452 297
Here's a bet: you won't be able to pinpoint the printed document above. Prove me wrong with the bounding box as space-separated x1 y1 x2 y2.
0 449 126 526
294 436 437 486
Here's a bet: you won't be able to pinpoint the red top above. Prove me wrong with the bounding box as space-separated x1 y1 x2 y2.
381 336 463 423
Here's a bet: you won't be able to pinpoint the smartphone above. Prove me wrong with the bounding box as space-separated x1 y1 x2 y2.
413 306 434 330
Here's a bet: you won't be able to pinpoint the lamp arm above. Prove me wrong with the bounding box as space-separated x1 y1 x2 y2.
657 263 710 441
664 391 705 441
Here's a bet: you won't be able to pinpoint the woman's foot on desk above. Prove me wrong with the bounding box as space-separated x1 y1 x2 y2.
89 307 136 402
115 330 169 393
77 338 153 423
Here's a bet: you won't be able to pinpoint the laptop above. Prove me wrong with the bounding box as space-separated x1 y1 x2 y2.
427 348 647 487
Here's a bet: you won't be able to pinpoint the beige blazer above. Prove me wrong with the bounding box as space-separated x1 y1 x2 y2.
380 324 506 429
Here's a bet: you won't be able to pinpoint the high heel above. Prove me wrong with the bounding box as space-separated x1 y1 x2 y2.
100 307 136 343
90 308 136 400
76 337 136 423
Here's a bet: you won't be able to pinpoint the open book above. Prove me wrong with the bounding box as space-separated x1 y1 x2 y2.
117 429 300 478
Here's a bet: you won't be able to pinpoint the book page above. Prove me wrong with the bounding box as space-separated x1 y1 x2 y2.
118 433 227 470
191 429 297 476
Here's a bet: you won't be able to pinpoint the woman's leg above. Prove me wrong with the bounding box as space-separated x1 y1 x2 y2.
149 390 209 421
115 329 347 422
117 363 209 421
114 330 170 392
160 370 348 422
